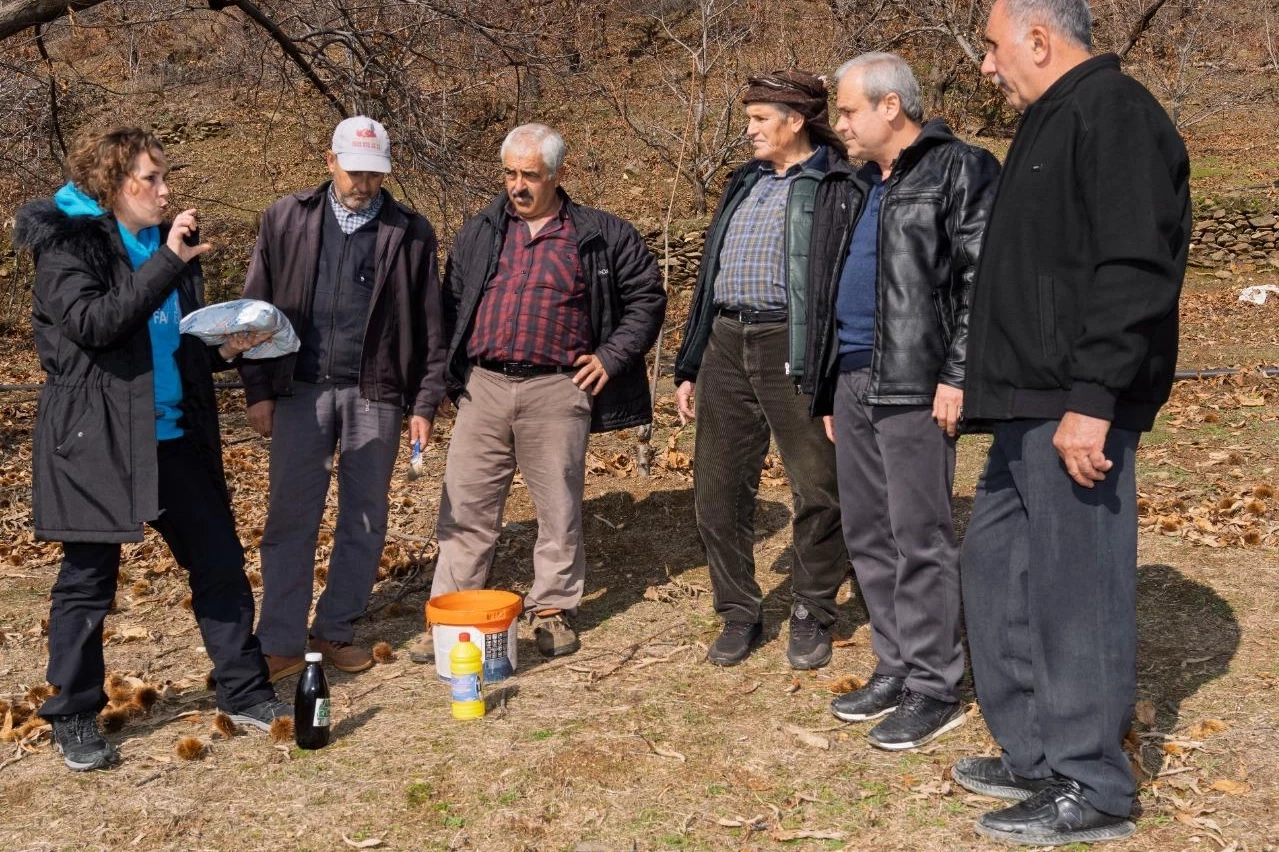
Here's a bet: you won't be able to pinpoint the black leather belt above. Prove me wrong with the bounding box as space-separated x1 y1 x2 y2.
716 306 787 323
475 359 575 378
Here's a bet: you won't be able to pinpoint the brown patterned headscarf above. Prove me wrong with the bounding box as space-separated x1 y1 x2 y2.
742 70 847 157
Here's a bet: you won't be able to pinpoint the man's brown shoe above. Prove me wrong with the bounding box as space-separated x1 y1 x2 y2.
407 631 435 664
308 637 374 672
532 612 580 657
265 654 305 683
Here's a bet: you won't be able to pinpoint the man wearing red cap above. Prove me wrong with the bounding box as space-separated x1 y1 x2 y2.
673 71 849 669
240 117 447 679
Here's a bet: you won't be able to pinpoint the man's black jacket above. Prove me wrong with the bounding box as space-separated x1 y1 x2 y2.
802 120 1000 416
963 54 1190 432
443 190 665 434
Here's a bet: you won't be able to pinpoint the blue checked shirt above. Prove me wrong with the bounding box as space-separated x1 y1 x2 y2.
329 186 384 234
712 153 819 310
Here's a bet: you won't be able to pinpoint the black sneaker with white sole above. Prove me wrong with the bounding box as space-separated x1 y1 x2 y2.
227 696 294 733
952 756 1058 801
867 688 964 750
830 673 904 722
976 778 1136 846
49 712 118 771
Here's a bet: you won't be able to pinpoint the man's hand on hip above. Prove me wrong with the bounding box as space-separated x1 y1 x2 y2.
1053 411 1114 488
572 353 611 395
675 381 696 425
247 400 275 438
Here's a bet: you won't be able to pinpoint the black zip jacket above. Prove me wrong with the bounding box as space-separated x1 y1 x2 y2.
964 54 1190 432
443 190 665 434
802 120 1000 416
673 147 833 386
15 200 230 542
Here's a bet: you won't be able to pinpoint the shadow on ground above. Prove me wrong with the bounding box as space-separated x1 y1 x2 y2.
1135 562 1241 774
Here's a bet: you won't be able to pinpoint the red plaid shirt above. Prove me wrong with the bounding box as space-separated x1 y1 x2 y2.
467 204 593 365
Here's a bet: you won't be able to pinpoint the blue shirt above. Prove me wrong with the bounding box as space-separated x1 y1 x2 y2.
836 171 885 365
149 290 185 439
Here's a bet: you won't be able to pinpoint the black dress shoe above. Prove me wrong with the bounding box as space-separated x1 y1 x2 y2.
867 688 964 750
786 604 831 669
707 621 763 666
952 756 1057 801
829 674 904 722
976 778 1136 846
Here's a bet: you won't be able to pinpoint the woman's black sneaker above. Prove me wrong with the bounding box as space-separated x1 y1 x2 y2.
707 621 763 666
50 712 118 771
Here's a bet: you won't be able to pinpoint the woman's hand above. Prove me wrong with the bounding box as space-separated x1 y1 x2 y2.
166 208 210 262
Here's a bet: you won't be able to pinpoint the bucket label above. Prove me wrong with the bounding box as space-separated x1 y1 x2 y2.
451 673 481 703
313 698 331 728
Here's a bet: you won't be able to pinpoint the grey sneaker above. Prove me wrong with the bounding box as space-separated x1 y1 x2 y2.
532 612 580 657
49 712 118 771
227 697 294 733
786 604 832 669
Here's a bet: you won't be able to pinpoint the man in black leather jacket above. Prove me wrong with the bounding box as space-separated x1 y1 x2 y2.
803 53 999 750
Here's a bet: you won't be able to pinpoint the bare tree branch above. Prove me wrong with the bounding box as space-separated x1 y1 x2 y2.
0 0 107 40
1118 0 1172 59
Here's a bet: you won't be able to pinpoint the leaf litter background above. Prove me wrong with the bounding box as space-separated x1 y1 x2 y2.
0 272 1276 849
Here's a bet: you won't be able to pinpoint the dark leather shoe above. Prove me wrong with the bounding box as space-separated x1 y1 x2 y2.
867 688 964 750
707 621 763 666
952 756 1057 802
786 604 831 669
976 778 1136 846
830 674 904 722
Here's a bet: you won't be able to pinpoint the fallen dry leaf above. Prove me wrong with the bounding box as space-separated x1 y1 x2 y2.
1135 699 1157 727
781 723 831 750
1209 778 1251 795
340 836 385 849
1187 719 1229 738
770 828 847 841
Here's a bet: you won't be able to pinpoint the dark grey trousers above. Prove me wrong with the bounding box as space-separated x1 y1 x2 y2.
961 418 1139 817
694 316 847 626
256 382 401 656
834 368 962 702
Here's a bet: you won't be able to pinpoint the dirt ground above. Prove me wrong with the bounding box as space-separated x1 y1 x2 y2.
0 267 1276 852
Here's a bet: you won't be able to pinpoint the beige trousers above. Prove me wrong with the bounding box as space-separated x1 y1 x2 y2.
432 367 592 612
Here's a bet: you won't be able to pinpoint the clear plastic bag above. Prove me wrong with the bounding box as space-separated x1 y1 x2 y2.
179 299 300 360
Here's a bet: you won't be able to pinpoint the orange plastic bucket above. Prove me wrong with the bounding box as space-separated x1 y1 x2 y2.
426 590 522 682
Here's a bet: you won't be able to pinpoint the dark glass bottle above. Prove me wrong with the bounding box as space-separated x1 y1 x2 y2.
294 652 331 749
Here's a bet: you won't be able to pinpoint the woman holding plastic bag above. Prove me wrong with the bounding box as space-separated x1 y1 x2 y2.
13 127 292 773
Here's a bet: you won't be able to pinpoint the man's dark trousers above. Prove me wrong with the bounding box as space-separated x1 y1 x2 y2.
42 437 272 718
961 418 1140 817
694 315 846 626
834 368 962 702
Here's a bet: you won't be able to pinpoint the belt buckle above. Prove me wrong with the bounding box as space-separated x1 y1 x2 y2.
504 361 534 378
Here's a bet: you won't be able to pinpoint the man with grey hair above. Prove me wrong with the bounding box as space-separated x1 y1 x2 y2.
802 52 999 749
409 123 664 660
954 0 1188 845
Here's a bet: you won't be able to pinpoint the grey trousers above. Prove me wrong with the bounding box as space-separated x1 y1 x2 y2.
694 317 847 626
961 418 1140 817
834 368 962 702
256 382 402 656
432 367 592 613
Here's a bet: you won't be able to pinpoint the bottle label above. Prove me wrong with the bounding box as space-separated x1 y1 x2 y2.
313 697 331 728
450 673 480 703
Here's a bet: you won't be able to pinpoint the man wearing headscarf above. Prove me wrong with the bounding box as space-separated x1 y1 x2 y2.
673 70 849 669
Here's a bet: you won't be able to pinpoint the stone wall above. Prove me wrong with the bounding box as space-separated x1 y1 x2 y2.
1190 209 1279 273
